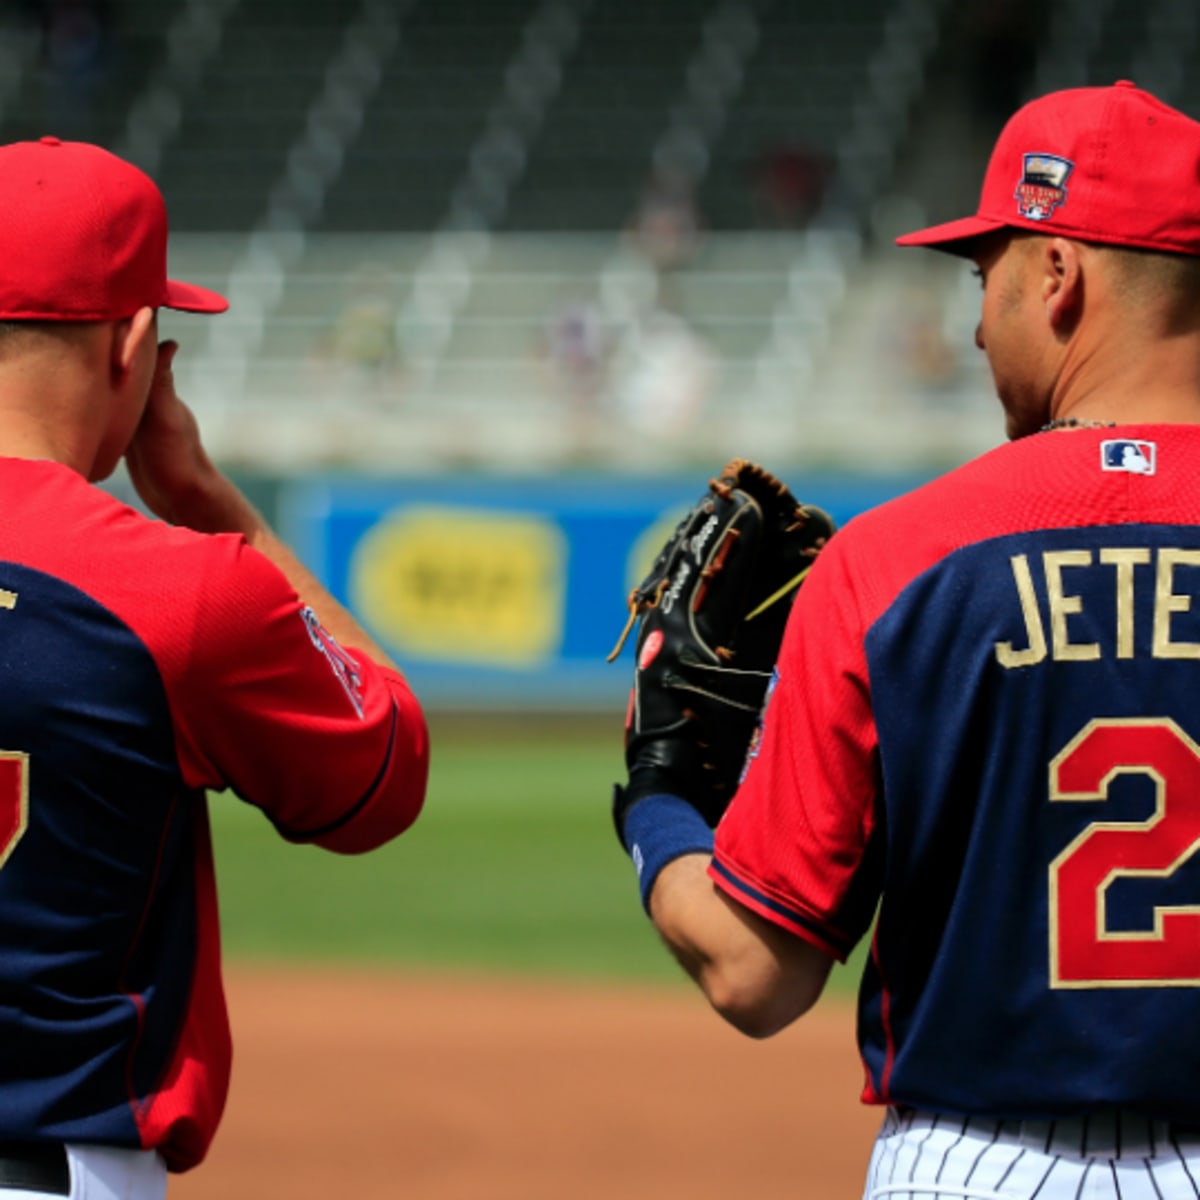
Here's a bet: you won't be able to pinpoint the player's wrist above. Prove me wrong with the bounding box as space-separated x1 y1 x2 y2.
614 786 714 913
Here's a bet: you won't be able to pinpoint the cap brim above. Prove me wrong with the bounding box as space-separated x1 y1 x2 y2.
894 214 1008 256
163 278 229 314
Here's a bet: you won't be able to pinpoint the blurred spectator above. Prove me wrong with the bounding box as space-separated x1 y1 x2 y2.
611 305 716 439
898 288 960 393
627 165 704 275
536 295 614 456
330 297 397 374
751 143 831 229
539 295 611 408
309 267 406 410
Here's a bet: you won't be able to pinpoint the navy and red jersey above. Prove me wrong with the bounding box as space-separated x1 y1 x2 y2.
0 459 428 1170
713 425 1200 1124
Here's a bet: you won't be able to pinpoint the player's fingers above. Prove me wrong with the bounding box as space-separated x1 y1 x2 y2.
143 342 192 433
153 339 180 387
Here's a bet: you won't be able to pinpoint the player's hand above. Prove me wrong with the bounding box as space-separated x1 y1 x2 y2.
125 340 238 530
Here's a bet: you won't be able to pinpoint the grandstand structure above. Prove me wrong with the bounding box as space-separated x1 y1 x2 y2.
1 0 1197 472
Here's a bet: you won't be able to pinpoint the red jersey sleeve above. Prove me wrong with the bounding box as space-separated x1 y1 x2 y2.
710 537 882 960
167 535 428 853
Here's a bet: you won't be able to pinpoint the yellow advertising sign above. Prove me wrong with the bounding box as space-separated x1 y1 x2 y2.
348 505 566 668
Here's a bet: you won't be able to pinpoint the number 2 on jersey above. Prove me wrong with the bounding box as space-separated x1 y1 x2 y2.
0 751 28 871
1050 719 1200 987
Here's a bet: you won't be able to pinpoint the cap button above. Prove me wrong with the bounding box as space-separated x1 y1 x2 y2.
1114 80 1136 88
39 136 62 146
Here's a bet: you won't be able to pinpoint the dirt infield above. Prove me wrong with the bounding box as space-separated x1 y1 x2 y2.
169 968 880 1200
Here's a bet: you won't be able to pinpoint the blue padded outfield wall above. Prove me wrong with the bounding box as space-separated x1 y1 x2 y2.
280 472 930 709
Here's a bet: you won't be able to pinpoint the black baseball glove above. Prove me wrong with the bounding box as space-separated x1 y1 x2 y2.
610 458 835 835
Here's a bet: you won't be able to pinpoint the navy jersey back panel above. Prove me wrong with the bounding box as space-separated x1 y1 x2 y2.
862 522 1200 1121
0 562 196 1143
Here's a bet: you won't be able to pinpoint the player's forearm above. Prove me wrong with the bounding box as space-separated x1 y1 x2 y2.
650 854 832 1038
242 520 400 671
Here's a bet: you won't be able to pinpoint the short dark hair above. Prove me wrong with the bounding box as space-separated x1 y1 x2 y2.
0 320 99 346
1097 244 1200 330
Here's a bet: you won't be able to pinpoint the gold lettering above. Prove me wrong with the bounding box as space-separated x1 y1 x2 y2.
1099 548 1150 659
1045 550 1099 661
0 591 16 610
995 554 1047 668
1153 548 1200 658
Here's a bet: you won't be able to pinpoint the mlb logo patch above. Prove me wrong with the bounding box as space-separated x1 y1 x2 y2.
1101 439 1156 476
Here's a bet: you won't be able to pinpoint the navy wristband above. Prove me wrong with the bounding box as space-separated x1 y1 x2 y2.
621 792 714 913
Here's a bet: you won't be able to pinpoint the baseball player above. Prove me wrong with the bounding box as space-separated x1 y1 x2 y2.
617 82 1200 1197
0 138 429 1199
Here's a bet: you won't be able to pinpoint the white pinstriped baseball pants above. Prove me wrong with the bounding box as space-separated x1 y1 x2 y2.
864 1107 1200 1199
0 1146 165 1200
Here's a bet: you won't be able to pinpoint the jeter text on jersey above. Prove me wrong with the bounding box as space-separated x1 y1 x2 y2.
995 547 1200 667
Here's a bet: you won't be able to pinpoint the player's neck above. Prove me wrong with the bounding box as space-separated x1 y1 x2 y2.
0 419 96 475
0 365 111 476
1049 328 1200 426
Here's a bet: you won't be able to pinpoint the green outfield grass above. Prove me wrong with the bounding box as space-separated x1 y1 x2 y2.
210 715 867 993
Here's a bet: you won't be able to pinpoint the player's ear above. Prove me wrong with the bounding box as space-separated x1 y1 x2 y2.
110 306 157 383
1041 238 1083 333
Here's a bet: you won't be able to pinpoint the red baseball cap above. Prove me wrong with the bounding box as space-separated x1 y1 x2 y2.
896 81 1200 257
0 136 228 320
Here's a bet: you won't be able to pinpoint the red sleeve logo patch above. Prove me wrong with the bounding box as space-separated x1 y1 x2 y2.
739 666 780 784
300 606 366 719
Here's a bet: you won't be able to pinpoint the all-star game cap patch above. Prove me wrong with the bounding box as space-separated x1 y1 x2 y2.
1015 153 1074 221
